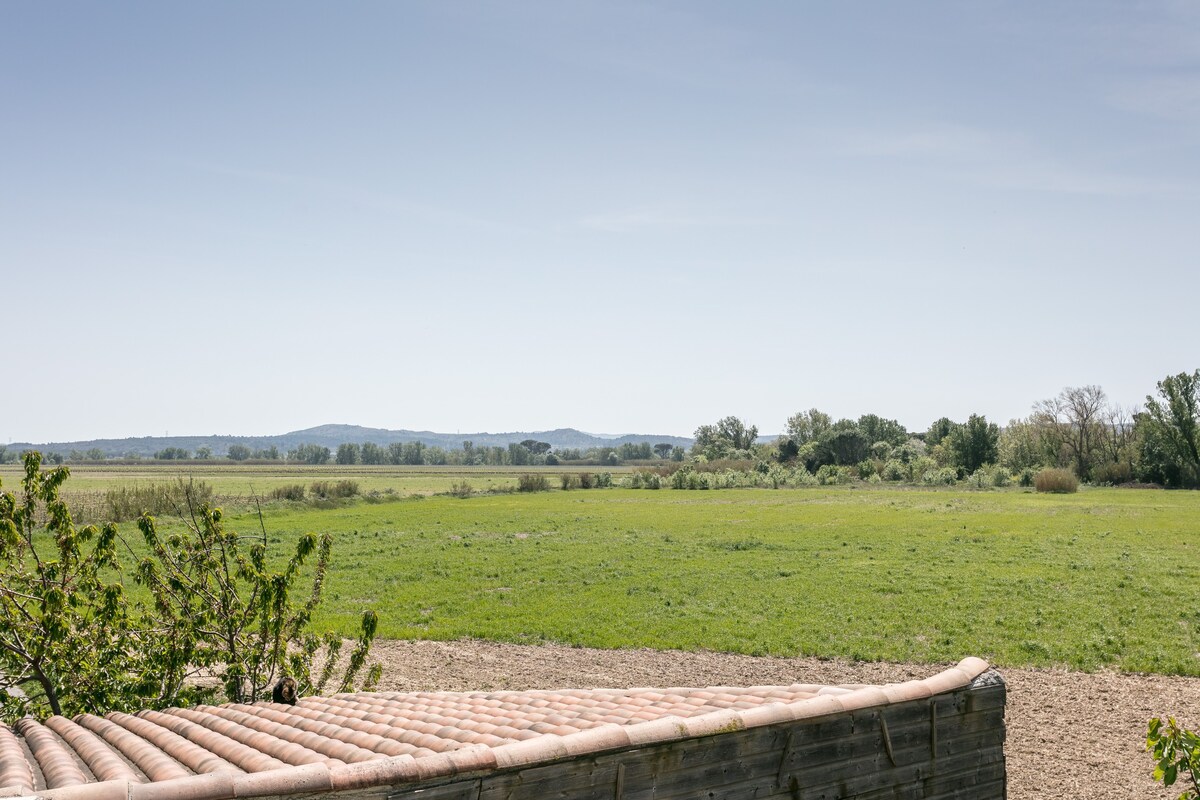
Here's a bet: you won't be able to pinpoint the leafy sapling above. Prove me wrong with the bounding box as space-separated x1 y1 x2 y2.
1148 716 1200 800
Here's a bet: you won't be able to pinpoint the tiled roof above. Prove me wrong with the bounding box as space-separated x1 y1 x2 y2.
0 657 990 800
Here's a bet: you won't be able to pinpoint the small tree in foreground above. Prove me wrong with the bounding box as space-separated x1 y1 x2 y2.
135 504 380 705
0 453 139 720
1148 717 1200 799
0 452 381 722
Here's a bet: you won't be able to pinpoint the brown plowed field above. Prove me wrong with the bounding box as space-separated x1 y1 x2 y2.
370 639 1200 799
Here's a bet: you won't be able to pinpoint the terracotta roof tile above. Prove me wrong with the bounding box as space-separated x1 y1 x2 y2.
43 717 142 784
0 723 35 792
5 657 991 800
15 718 91 789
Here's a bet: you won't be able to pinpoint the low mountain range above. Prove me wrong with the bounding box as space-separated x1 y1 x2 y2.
6 424 694 459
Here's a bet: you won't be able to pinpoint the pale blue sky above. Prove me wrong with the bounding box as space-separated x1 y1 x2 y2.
3 1 1197 443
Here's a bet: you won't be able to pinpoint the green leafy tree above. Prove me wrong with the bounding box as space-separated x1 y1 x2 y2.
813 425 871 467
925 417 956 448
360 442 386 465
227 444 253 461
0 453 138 720
1140 370 1200 488
785 408 832 445
617 442 652 460
997 417 1044 473
336 442 361 465
1148 717 1200 799
857 414 907 447
946 414 1000 475
0 453 382 722
134 506 379 704
693 416 758 459
290 443 331 464
520 440 552 456
508 442 530 466
774 436 800 463
653 443 673 459
400 442 425 465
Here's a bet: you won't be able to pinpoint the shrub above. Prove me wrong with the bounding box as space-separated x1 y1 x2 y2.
1018 467 1036 488
922 467 958 485
1035 468 1078 493
626 471 661 489
310 480 359 500
670 467 692 489
517 474 550 492
578 472 594 489
363 489 399 504
560 474 580 490
594 472 613 488
857 459 876 479
967 465 1010 489
104 478 215 522
1092 461 1133 486
815 464 852 485
449 481 473 498
881 459 907 481
271 483 307 501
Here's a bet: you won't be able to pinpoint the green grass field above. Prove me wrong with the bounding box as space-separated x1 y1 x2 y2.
195 484 1200 676
5 461 1196 675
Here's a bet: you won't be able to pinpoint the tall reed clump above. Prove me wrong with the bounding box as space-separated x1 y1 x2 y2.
270 483 307 501
1035 468 1079 493
517 474 550 492
104 478 215 522
310 480 359 500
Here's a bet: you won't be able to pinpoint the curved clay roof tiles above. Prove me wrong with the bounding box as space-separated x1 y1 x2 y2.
0 656 991 800
0 725 34 792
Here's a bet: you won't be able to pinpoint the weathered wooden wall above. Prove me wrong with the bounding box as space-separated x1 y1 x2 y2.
289 672 1005 800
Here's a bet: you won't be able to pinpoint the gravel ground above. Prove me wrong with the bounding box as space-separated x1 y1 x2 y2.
368 639 1200 800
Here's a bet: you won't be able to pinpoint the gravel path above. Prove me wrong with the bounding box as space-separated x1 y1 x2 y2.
369 639 1200 799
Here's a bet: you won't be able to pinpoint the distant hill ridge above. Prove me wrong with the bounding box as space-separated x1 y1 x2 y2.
6 424 694 459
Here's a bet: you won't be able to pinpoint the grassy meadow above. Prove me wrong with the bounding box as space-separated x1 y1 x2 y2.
4 461 1196 675
0 462 622 518
215 484 1198 676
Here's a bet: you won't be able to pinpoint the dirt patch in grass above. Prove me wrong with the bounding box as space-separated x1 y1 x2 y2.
369 639 1200 800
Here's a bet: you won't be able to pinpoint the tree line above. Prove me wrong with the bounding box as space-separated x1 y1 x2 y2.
5 369 1195 487
689 370 1200 489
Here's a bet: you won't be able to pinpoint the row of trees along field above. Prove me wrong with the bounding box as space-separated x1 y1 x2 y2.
3 370 1196 488
276 440 689 467
693 371 1199 489
0 440 688 468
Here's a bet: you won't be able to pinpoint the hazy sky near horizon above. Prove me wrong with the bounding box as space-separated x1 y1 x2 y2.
3 1 1198 444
